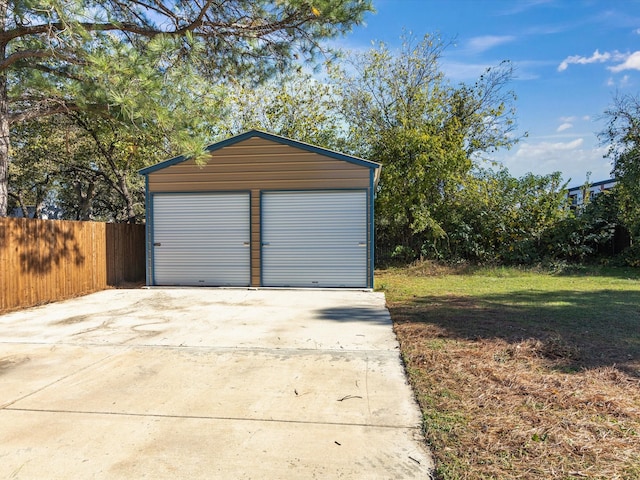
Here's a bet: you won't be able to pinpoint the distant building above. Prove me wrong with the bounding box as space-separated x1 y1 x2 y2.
567 179 616 208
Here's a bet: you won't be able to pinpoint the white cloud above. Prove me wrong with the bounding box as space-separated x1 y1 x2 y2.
558 49 639 74
498 0 554 16
608 51 640 72
442 61 494 81
635 28 640 35
467 35 516 53
558 49 611 72
558 116 591 128
498 139 611 184
607 73 633 87
516 138 584 156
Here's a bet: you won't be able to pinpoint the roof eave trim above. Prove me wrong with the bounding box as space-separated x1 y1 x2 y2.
139 129 381 175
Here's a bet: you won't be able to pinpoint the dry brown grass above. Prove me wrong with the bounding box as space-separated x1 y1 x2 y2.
380 265 640 479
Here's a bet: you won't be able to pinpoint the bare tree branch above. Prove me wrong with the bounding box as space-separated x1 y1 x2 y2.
0 49 84 70
0 11 317 44
9 99 108 124
12 62 86 82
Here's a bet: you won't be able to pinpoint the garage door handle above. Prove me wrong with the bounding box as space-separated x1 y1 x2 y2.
243 242 250 246
262 242 270 246
358 242 366 246
154 242 161 246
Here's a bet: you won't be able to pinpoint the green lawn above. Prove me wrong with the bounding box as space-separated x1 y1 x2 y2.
378 264 640 479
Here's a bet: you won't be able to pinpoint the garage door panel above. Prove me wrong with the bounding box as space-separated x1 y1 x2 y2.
262 191 368 288
153 193 250 286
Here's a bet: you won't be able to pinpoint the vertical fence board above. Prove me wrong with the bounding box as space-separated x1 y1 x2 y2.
0 218 145 314
0 221 5 311
105 223 146 285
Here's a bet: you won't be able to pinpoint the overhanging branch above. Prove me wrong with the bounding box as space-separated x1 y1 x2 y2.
9 100 108 124
0 49 83 71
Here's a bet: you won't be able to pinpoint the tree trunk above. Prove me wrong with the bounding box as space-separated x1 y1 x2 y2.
75 179 95 220
35 198 44 218
15 192 27 218
0 2 8 217
0 80 7 217
117 171 136 223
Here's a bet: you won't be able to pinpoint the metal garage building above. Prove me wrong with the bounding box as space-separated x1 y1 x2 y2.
139 130 381 288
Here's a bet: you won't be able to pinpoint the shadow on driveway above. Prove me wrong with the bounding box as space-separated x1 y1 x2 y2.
316 306 392 325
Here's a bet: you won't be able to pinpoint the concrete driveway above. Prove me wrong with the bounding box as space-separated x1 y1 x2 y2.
0 289 433 479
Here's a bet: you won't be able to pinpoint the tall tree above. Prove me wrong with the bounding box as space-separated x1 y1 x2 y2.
0 0 373 216
67 36 227 222
9 34 228 222
331 34 520 258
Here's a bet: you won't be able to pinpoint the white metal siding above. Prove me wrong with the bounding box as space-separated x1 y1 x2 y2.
262 191 368 287
152 193 250 286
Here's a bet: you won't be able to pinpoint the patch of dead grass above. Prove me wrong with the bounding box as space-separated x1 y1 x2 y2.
397 321 640 479
402 260 473 277
383 271 640 480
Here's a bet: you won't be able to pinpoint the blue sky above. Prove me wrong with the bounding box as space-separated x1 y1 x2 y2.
334 0 640 187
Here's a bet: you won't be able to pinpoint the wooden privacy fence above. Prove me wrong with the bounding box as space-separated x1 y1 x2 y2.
0 218 145 313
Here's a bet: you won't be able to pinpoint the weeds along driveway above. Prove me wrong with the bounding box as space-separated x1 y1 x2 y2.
0 288 433 479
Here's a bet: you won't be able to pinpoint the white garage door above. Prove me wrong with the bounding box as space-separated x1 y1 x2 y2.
262 191 368 288
152 193 250 286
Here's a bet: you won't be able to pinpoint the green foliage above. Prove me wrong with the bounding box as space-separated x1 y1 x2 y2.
497 172 570 264
3 2 634 266
331 34 520 261
9 34 229 221
1 0 374 216
601 93 640 242
433 170 628 266
437 169 571 264
324 41 628 268
8 116 83 218
223 72 347 150
542 191 623 263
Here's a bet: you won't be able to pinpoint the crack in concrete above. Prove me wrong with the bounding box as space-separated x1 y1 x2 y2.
3 407 423 430
0 353 118 410
0 340 400 356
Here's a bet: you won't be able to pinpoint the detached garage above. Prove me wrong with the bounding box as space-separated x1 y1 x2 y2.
139 130 381 288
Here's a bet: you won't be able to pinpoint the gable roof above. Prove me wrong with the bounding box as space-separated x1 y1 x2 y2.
139 130 381 181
